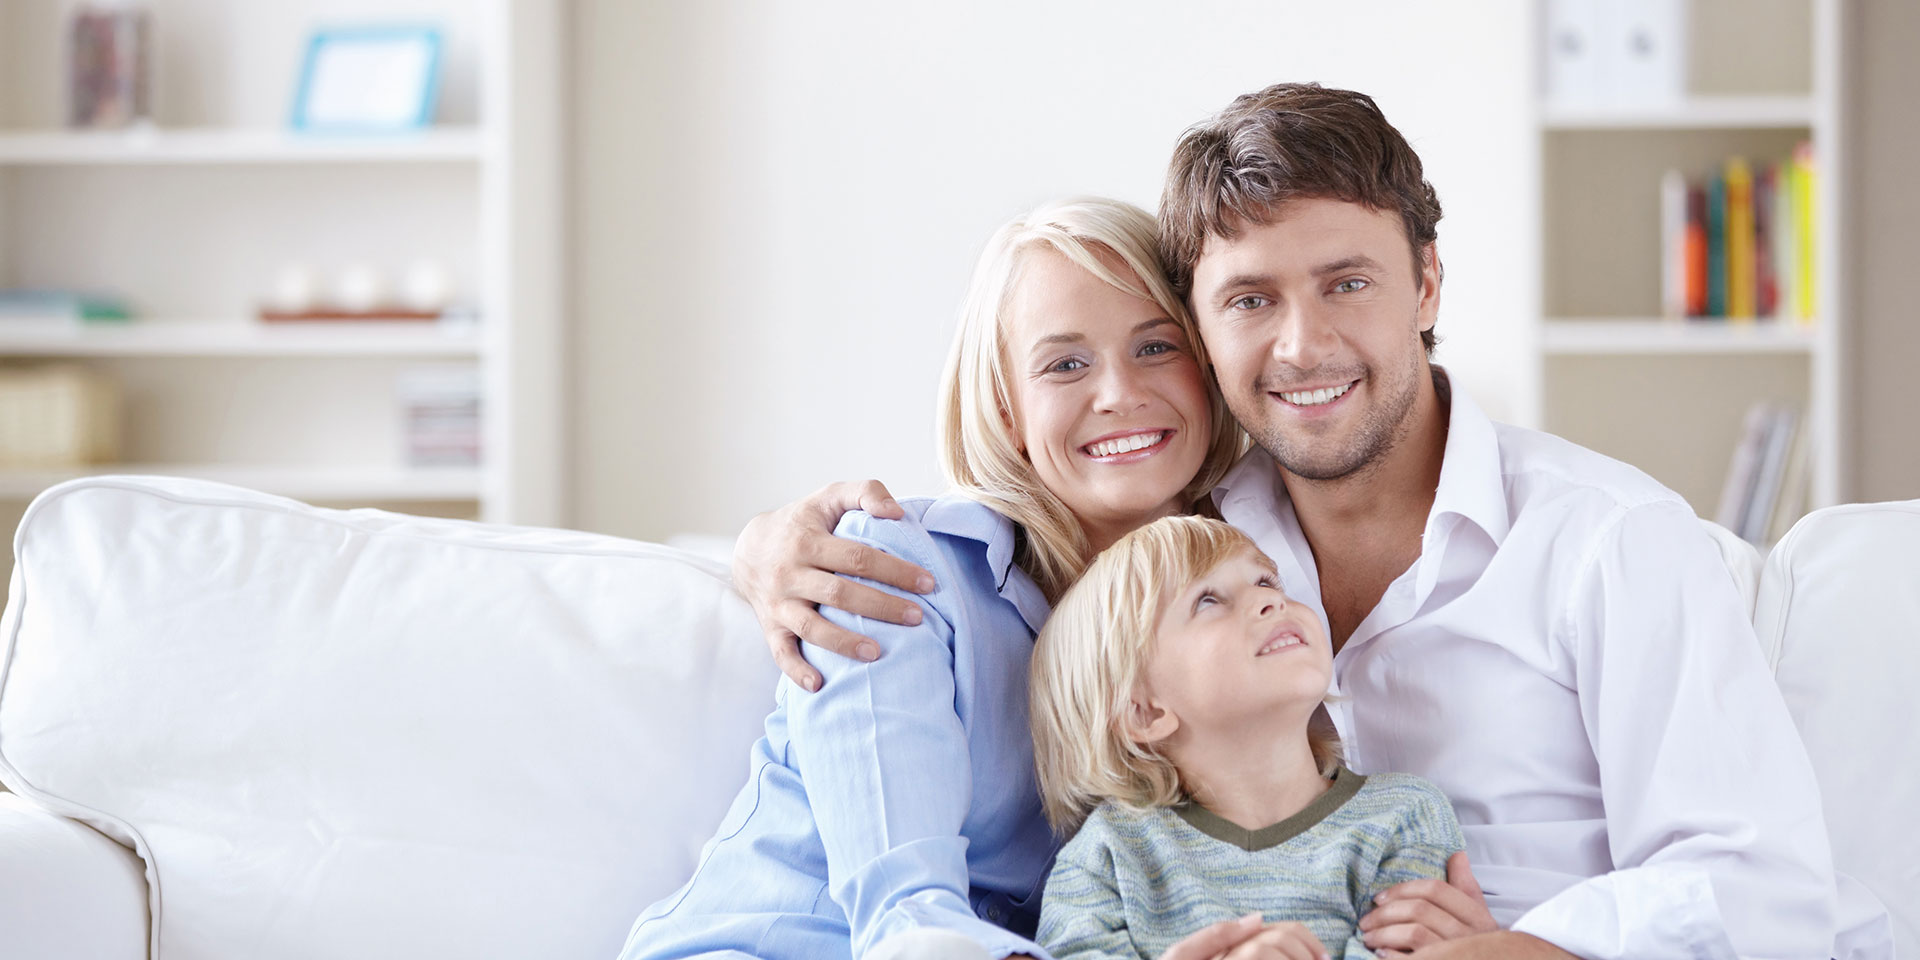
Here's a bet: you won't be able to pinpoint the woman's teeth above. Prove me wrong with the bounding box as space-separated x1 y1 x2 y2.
1085 431 1165 458
1279 382 1353 406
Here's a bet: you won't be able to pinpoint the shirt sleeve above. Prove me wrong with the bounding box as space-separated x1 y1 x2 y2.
784 516 1049 960
1511 500 1837 960
1350 781 1466 956
1035 827 1144 960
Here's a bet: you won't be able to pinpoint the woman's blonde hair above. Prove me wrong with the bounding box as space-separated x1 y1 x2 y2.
1030 515 1342 833
937 197 1245 603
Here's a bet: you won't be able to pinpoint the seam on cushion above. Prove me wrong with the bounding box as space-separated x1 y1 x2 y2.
21 477 735 584
0 504 164 960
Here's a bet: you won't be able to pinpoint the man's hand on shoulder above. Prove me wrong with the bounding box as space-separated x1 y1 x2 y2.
730 479 937 692
1395 931 1575 959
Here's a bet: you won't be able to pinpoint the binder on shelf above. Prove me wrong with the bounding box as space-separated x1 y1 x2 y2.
1543 0 1605 108
1705 173 1727 318
1605 0 1687 108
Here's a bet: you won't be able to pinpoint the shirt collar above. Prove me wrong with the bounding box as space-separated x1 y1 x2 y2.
919 494 1053 636
1209 366 1512 549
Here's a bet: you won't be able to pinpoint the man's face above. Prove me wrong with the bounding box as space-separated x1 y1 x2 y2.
1188 197 1440 482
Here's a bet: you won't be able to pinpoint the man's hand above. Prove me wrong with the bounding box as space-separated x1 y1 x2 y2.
1360 852 1497 955
1161 914 1266 960
1221 922 1332 960
730 480 936 692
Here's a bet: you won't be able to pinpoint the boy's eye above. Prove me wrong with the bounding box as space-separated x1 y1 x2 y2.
1193 590 1220 613
1257 575 1277 589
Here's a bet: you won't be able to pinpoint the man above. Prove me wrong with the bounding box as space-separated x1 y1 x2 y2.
734 84 1886 958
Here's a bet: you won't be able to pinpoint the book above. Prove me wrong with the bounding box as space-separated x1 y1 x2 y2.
1685 185 1707 316
1772 161 1798 322
1754 164 1777 317
1767 415 1815 543
1741 405 1798 544
1714 402 1772 533
1792 140 1816 323
1705 172 1727 318
0 290 132 324
1660 169 1687 319
1725 157 1755 320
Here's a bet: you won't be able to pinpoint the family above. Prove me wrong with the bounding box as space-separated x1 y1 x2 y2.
621 84 1887 959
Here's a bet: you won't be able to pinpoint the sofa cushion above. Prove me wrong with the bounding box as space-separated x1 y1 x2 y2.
0 476 778 960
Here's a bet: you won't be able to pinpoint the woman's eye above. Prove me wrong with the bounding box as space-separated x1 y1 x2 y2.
1230 295 1269 311
1334 278 1369 294
1048 358 1086 374
1139 340 1176 357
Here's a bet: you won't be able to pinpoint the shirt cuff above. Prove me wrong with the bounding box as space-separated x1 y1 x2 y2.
872 897 1052 960
1509 863 1738 960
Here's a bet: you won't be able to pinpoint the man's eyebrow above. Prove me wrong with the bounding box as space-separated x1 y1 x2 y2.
1214 273 1274 293
1313 255 1386 277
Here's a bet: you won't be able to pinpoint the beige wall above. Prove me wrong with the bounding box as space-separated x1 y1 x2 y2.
1848 1 1920 502
566 0 1537 542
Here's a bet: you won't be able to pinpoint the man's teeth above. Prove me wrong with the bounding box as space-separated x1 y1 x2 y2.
1257 635 1303 655
1279 382 1353 406
1086 432 1166 458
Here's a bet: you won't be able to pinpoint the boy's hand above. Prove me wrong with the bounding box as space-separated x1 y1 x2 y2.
1222 921 1331 960
731 480 935 692
1162 913 1266 960
1361 852 1497 954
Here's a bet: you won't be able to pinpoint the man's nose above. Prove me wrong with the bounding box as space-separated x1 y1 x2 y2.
1271 301 1337 371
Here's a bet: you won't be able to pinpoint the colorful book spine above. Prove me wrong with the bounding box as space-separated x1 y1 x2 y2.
1660 169 1687 319
1706 172 1727 318
1792 140 1816 324
1725 157 1755 320
1685 185 1707 317
1774 161 1798 322
1755 163 1777 318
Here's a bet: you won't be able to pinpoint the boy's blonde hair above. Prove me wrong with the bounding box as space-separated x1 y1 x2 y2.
936 197 1245 603
1030 515 1342 833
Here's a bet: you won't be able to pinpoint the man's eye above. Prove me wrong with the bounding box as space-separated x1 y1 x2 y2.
1230 295 1269 311
1334 279 1369 294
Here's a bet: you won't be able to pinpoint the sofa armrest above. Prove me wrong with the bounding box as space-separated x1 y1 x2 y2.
0 792 149 960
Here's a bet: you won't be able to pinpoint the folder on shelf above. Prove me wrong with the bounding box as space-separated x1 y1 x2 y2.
1705 172 1727 318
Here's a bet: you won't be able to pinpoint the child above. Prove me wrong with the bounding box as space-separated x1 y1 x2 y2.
1029 516 1464 960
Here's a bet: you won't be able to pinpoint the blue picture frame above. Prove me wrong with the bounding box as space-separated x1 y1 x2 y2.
291 25 443 134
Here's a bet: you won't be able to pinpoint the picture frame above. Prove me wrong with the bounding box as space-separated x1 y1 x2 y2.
291 25 443 134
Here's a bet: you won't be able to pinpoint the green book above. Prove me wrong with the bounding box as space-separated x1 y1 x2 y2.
1705 172 1727 318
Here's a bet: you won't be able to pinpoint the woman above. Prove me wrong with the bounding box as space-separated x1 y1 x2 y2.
620 197 1242 960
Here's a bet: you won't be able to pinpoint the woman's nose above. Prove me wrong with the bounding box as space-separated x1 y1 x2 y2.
1093 366 1148 415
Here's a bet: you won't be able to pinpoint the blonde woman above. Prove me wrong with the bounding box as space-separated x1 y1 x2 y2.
1029 515 1461 960
620 197 1243 960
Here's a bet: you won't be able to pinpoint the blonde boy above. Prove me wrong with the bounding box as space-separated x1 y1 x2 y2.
1031 516 1463 960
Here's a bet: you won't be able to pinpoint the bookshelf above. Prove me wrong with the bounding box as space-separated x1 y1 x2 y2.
1530 0 1844 534
0 0 561 527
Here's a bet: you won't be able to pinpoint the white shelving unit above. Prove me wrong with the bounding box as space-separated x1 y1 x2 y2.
1530 0 1845 520
0 0 562 525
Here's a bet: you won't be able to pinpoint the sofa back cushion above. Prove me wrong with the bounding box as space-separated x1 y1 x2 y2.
1754 499 1920 955
0 477 778 960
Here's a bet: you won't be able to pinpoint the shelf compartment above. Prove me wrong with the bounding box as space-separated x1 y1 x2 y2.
0 127 486 166
1543 96 1814 130
1543 319 1819 354
0 321 482 358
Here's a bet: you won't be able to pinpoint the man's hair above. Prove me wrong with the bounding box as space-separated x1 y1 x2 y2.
1158 82 1443 354
1029 515 1341 833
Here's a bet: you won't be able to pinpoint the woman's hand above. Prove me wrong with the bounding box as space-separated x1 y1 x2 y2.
731 479 937 692
1161 913 1329 960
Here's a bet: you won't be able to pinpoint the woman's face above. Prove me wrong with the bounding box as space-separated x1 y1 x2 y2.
1003 246 1213 550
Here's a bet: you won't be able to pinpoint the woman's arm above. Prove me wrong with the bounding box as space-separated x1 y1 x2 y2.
783 514 1044 960
732 480 935 690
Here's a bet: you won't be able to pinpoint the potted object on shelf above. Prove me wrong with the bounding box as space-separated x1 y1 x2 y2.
0 365 121 467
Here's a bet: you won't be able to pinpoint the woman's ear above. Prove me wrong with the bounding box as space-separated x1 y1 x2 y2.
1124 689 1180 747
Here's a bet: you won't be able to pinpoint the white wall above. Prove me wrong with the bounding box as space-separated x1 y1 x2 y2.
570 0 1537 541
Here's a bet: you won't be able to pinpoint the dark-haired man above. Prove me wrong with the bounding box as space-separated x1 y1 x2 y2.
733 84 1888 959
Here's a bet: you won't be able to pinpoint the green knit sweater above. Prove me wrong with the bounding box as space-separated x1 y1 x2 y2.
1037 768 1465 960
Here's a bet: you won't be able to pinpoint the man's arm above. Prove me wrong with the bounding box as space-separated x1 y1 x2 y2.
1511 499 1837 959
731 479 935 690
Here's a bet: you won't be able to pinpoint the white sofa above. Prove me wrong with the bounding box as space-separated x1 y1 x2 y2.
0 477 1912 959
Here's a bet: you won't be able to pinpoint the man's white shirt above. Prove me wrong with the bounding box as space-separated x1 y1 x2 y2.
1213 373 1886 959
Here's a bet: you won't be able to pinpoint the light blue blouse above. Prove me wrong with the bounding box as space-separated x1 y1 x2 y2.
621 496 1059 960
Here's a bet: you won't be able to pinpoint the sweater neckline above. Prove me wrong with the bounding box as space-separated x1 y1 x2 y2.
1174 766 1366 853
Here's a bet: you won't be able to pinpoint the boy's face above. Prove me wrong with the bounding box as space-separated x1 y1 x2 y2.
1187 196 1440 481
1135 546 1333 742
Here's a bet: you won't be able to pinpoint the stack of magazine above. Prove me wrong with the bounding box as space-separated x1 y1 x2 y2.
1714 402 1811 545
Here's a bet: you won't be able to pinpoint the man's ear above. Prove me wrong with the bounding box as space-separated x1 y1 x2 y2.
1125 688 1180 747
1416 241 1443 333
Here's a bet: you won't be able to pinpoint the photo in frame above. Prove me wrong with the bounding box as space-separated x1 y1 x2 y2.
291 26 443 133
